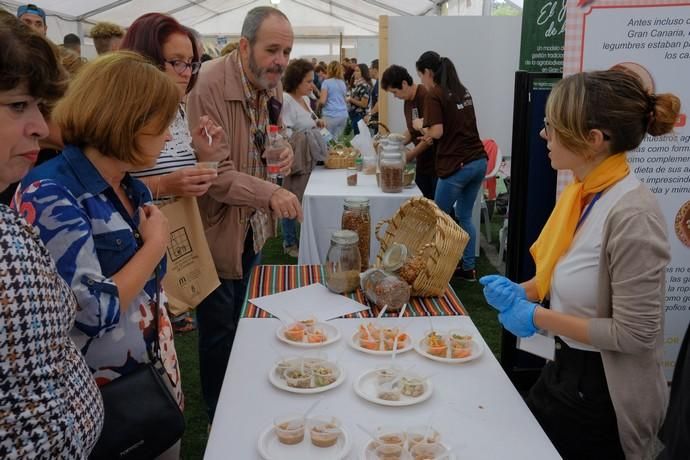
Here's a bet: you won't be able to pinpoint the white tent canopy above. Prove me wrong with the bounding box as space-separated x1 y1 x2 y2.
2 0 442 37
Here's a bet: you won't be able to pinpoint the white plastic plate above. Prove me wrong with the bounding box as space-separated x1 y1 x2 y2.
359 440 456 460
257 420 351 460
353 369 433 407
413 334 483 364
348 330 413 356
269 361 346 394
276 322 341 348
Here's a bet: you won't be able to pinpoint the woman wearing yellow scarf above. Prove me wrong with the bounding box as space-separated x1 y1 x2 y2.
480 70 680 459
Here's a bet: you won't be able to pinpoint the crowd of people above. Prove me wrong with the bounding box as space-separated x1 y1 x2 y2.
0 2 688 460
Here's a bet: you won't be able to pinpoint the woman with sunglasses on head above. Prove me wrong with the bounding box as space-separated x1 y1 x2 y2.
14 51 185 459
480 70 680 459
415 51 487 281
0 13 103 458
120 13 220 201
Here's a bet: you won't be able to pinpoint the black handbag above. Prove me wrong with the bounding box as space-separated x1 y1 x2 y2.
90 273 185 460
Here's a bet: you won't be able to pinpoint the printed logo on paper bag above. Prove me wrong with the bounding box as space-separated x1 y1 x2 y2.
168 227 193 262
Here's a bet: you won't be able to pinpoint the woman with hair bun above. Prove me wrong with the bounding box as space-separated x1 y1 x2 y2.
415 51 487 281
480 70 681 459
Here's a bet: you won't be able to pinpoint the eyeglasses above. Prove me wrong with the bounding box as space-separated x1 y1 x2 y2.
543 117 611 140
165 60 202 75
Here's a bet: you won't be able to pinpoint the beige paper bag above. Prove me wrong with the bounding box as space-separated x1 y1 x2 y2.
159 197 220 316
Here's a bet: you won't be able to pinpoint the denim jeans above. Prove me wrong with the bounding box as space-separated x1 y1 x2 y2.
434 157 487 270
349 111 364 135
323 115 348 139
196 231 261 422
281 218 298 248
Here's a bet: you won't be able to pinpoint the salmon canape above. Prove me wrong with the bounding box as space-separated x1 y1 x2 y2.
425 331 448 357
284 322 306 342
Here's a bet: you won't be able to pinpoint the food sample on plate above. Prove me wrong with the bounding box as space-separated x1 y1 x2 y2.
383 333 409 351
313 365 339 387
374 443 405 459
307 329 327 343
273 415 306 445
377 385 402 401
359 322 382 340
376 367 399 385
284 322 306 342
274 357 299 378
449 332 473 359
375 427 407 447
284 367 313 388
309 417 342 448
400 375 425 398
409 442 448 460
425 331 448 357
406 426 441 450
302 355 327 370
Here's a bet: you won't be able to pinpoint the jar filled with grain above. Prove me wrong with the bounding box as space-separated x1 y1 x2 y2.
325 230 362 294
341 197 371 271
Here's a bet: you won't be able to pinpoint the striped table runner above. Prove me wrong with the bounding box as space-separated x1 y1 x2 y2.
241 264 466 318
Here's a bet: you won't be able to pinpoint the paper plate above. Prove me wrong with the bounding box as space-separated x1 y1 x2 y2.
359 440 456 460
276 322 341 348
349 330 413 356
353 369 433 407
413 334 483 364
257 420 351 460
269 361 346 394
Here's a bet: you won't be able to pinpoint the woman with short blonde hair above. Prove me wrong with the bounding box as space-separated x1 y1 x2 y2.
14 51 185 458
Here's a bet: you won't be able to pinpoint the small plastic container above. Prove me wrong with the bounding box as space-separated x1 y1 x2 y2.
374 443 406 459
274 357 299 378
309 416 342 448
409 442 447 459
306 328 327 344
400 374 425 398
301 351 328 370
424 331 448 358
284 367 313 389
274 414 306 445
284 322 306 342
196 161 219 170
375 426 406 447
406 426 441 450
375 366 400 385
360 335 381 351
449 329 473 359
312 363 339 387
376 381 402 402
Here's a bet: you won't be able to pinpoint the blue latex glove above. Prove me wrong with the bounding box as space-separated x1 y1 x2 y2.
479 275 527 313
498 298 538 338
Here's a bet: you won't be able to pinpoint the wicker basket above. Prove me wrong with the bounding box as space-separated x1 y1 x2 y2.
325 154 356 169
375 197 469 297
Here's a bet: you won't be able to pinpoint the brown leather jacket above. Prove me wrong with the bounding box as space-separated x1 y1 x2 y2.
187 51 282 279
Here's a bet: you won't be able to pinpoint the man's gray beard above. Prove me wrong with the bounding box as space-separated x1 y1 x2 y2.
248 48 283 90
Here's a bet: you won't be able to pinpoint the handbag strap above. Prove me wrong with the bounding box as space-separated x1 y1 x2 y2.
147 267 163 363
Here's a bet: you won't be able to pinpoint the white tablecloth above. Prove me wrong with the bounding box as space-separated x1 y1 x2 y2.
298 167 421 266
205 317 560 460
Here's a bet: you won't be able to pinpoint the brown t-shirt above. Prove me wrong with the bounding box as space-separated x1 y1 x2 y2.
404 85 436 176
424 85 486 178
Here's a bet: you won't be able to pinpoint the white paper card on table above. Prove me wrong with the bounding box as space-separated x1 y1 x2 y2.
517 332 555 361
249 283 369 322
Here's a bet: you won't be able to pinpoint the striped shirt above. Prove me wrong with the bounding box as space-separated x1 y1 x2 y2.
131 104 197 178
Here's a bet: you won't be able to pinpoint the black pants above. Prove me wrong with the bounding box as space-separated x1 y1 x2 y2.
196 231 260 422
415 172 438 200
525 338 625 460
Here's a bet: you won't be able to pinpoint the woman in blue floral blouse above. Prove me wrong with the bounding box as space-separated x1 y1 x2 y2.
14 52 184 429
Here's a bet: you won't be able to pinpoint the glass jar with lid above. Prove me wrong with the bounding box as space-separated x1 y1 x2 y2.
325 230 362 294
379 149 404 194
341 197 371 271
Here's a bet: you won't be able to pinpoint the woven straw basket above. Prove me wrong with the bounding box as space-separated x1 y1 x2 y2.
375 197 469 297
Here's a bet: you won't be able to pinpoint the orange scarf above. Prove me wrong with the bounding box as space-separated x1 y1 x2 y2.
530 153 629 300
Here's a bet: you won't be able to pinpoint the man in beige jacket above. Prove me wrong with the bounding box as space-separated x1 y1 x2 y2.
187 6 301 421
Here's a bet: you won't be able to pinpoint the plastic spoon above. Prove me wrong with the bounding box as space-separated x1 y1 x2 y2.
303 396 324 420
377 304 389 319
204 126 212 146
398 303 407 318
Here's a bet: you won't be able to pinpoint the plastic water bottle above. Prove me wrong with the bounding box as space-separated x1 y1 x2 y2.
264 125 285 183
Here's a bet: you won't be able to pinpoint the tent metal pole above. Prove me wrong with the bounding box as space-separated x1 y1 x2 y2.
311 0 378 22
361 0 411 16
291 0 378 34
77 0 133 20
